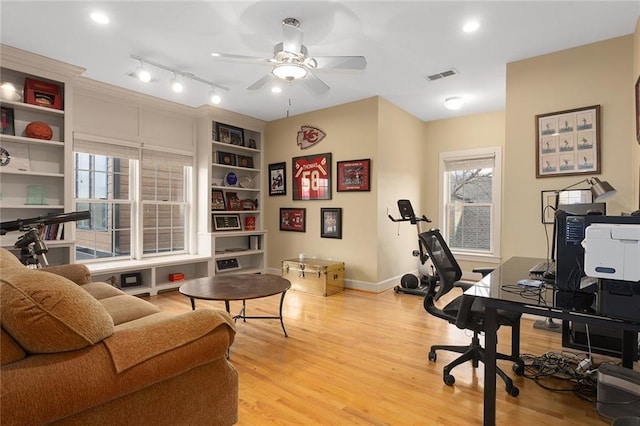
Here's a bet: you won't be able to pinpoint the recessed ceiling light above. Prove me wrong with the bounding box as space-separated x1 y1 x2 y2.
444 97 464 110
271 87 282 94
90 12 110 25
463 20 480 33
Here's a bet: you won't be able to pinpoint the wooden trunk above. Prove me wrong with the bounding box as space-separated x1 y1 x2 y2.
281 258 345 296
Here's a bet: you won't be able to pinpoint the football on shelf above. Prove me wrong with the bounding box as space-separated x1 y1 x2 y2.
25 121 53 140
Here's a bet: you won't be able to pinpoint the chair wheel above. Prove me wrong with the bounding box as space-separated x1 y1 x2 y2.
512 362 524 376
507 385 519 397
444 374 455 386
428 351 437 362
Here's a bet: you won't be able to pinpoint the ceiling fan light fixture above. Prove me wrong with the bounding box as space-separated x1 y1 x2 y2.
444 96 464 110
272 63 307 80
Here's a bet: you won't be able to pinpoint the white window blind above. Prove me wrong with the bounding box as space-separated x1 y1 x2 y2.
73 133 140 159
142 149 193 167
443 155 495 172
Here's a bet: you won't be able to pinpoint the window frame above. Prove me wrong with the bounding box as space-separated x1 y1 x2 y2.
439 147 502 262
73 134 195 263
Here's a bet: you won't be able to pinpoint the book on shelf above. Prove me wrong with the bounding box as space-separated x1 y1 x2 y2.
38 223 63 241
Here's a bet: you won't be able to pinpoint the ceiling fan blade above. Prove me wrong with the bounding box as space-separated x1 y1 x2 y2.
212 52 274 64
308 56 367 70
302 71 330 95
282 21 303 54
247 73 275 91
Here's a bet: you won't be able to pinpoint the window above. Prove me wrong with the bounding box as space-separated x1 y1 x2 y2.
440 147 501 260
73 135 193 262
141 149 192 255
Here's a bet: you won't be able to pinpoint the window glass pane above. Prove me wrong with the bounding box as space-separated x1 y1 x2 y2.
76 171 90 198
76 153 90 170
94 155 108 172
448 205 491 251
94 171 108 199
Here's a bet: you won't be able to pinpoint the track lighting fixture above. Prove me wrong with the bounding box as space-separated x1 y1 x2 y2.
129 54 228 103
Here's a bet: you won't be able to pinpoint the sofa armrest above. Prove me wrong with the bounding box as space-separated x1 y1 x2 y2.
1 309 237 426
40 263 92 285
104 309 236 373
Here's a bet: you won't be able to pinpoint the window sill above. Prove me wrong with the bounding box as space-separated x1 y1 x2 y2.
84 254 211 274
451 251 502 264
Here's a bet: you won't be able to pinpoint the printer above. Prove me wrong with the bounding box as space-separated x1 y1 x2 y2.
583 223 640 281
583 223 640 321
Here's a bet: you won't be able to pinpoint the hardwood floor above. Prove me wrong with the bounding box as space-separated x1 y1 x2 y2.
143 286 634 425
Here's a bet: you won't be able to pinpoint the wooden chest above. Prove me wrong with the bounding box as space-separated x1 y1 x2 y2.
281 258 345 296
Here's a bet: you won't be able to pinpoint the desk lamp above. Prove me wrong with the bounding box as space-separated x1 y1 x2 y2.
535 178 616 333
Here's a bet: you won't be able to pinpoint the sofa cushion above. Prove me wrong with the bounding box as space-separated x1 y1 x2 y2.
0 327 26 365
81 281 126 300
98 294 162 326
0 269 114 353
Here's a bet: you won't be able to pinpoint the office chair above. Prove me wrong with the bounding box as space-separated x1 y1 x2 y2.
419 228 524 397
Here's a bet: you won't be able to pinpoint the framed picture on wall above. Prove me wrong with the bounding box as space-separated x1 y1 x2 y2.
292 153 332 200
269 162 286 196
321 207 342 239
337 159 370 192
280 208 306 232
535 105 601 178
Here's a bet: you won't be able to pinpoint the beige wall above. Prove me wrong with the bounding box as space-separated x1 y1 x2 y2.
264 97 425 290
503 35 635 260
422 110 506 273
376 98 428 286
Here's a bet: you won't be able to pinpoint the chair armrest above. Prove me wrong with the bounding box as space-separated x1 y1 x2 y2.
454 294 476 329
472 267 494 277
40 264 92 285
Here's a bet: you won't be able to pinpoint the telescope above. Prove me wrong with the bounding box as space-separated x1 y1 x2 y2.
0 210 90 235
0 210 91 268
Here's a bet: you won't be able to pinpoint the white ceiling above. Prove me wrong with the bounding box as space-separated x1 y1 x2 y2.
1 1 638 122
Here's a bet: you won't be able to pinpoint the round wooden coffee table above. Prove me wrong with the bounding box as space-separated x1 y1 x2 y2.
179 274 291 337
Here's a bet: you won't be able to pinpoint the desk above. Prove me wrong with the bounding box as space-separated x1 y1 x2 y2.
466 256 640 426
179 274 291 337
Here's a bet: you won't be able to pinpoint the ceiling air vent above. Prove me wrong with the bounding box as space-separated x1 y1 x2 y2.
425 68 458 82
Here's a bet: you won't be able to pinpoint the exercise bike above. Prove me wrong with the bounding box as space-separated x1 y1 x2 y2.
388 199 438 296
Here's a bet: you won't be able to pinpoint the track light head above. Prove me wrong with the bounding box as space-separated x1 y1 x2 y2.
170 74 183 93
209 87 221 104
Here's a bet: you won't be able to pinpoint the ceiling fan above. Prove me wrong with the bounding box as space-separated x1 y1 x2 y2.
211 18 367 95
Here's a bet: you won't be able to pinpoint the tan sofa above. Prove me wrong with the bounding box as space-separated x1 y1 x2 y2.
0 248 238 425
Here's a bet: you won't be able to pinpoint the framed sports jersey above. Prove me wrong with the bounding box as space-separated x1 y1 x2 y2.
292 153 332 200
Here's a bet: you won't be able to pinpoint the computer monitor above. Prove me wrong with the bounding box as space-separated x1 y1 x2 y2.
555 211 640 291
549 203 606 263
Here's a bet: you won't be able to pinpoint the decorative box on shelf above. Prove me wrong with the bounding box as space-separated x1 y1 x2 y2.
281 258 345 296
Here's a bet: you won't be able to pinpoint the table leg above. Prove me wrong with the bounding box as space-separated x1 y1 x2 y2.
484 305 498 426
224 300 230 314
279 290 288 337
511 318 521 357
189 297 196 311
